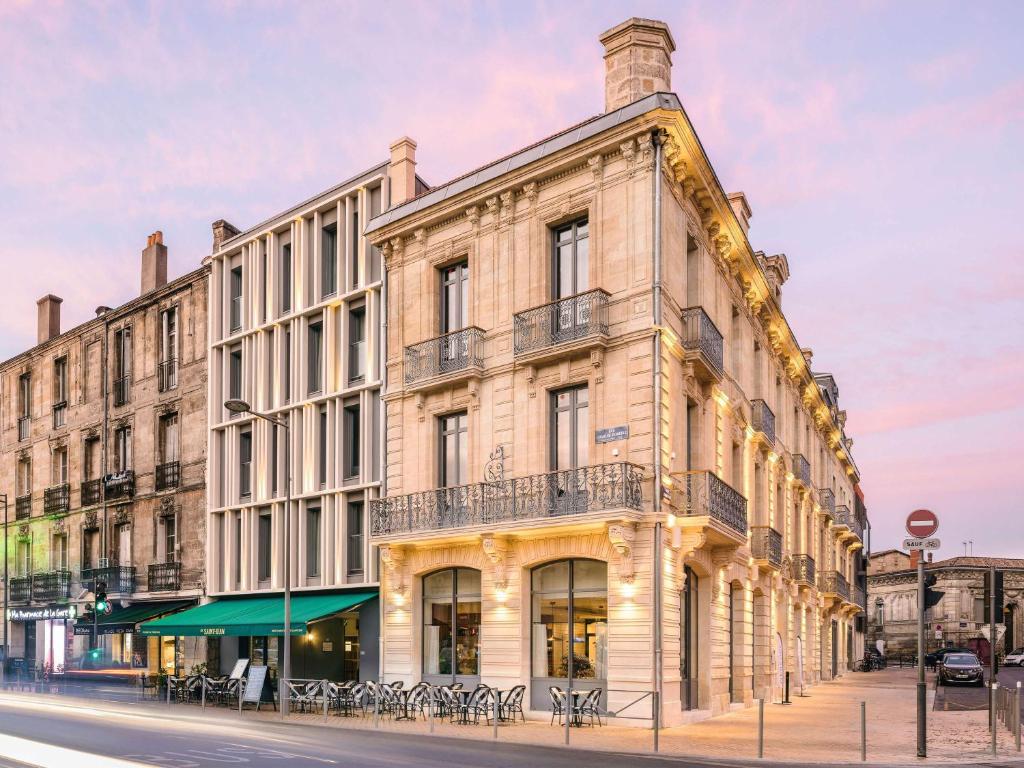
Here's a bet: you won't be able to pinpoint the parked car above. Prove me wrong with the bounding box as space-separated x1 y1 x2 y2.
1005 648 1024 667
938 652 985 686
926 647 972 669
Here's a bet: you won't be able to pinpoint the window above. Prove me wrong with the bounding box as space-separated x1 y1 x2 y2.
158 307 178 390
258 510 272 583
730 306 741 377
306 506 321 578
114 426 132 472
228 345 242 403
350 200 360 288
17 458 31 496
551 386 588 471
348 305 366 383
163 515 177 563
230 266 243 331
343 402 360 479
283 328 291 403
114 327 132 405
52 446 68 485
83 437 99 480
19 372 31 418
281 243 292 314
17 540 30 576
552 218 589 298
531 559 607 682
270 424 279 495
440 262 469 333
53 533 68 571
438 412 467 487
422 568 480 680
347 500 364 575
239 428 252 498
53 356 68 427
321 223 337 297
260 244 268 323
82 529 98 571
308 321 323 394
318 405 328 488
158 412 179 464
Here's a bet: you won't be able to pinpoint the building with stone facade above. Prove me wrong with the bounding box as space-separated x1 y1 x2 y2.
366 17 868 724
867 553 1024 657
0 233 208 676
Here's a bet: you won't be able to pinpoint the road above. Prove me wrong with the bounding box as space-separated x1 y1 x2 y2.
934 663 1024 712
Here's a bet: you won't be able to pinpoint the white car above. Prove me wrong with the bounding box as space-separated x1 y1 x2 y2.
1005 648 1024 666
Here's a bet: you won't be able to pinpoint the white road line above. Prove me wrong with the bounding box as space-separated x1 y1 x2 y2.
0 733 148 768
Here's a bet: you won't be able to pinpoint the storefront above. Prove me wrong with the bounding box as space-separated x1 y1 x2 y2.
7 605 76 675
72 599 195 674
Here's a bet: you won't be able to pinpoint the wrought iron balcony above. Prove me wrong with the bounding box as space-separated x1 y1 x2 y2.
792 554 815 587
157 358 178 392
853 585 866 609
148 561 181 592
104 471 135 501
833 503 850 529
818 488 835 518
83 565 136 595
751 400 776 445
81 479 103 506
32 570 71 602
52 401 67 429
9 577 31 604
155 461 181 491
43 484 70 516
675 470 748 538
15 494 31 520
371 461 643 537
850 512 865 543
819 570 850 601
751 526 783 568
513 289 609 357
681 307 724 380
113 375 131 406
792 454 811 487
17 416 30 441
404 327 485 387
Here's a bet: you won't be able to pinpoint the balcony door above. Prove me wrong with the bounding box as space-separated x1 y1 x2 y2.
552 219 589 340
439 262 469 371
550 386 588 515
438 412 468 527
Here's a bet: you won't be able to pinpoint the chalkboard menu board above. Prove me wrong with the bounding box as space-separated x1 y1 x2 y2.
229 658 249 680
242 665 268 704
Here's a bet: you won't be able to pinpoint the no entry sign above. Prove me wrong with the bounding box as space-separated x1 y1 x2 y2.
906 509 939 538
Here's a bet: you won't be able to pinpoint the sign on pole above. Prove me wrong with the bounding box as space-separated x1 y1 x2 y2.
904 538 941 550
906 509 939 539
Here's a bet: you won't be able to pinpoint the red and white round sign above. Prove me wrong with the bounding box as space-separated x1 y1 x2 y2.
906 508 939 538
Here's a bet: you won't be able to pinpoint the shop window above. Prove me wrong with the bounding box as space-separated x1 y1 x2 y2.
422 568 480 682
531 559 607 680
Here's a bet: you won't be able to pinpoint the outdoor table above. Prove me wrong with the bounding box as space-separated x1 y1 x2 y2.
491 689 512 722
167 677 186 702
452 689 474 724
204 676 227 704
392 687 416 721
566 690 588 727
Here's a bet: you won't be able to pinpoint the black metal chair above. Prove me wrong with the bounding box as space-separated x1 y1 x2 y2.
548 686 565 725
500 684 526 723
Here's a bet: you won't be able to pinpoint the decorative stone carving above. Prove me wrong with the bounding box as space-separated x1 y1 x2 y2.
83 510 99 530
379 545 406 595
389 237 404 259
465 205 480 235
159 496 176 518
636 133 654 168
485 196 499 218
51 517 67 535
481 535 508 590
112 506 132 526
17 524 31 541
588 154 604 182
607 523 636 583
499 191 514 223
414 228 426 245
522 182 537 206
619 139 636 167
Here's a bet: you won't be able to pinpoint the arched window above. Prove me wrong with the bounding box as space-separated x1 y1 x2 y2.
530 559 607 681
422 568 480 683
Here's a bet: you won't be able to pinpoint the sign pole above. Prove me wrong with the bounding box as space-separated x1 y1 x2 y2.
917 553 926 757
990 565 996 728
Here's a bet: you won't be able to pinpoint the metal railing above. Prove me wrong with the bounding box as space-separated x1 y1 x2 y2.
148 561 181 592
818 488 835 517
83 565 136 594
819 570 850 600
792 454 811 487
18 416 30 441
105 471 135 500
113 375 131 406
404 327 485 385
371 461 643 536
751 526 783 568
15 494 32 520
32 570 71 602
675 470 748 537
513 289 610 355
81 479 103 506
833 503 850 528
681 307 724 376
850 513 865 542
853 585 866 609
43 484 70 515
157 358 178 392
9 577 31 603
52 402 67 429
751 400 775 445
792 554 815 586
156 461 181 491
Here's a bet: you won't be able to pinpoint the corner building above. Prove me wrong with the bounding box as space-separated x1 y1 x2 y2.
367 18 868 722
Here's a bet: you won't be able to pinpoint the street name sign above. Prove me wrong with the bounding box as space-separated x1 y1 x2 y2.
906 509 939 538
904 537 940 550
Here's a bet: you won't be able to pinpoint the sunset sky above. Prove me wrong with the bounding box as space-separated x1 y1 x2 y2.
0 1 1020 555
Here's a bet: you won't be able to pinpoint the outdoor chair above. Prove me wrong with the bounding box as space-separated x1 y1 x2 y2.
548 686 566 725
348 682 368 716
182 675 203 703
284 680 318 713
466 685 495 725
500 684 526 723
577 688 603 727
406 682 430 719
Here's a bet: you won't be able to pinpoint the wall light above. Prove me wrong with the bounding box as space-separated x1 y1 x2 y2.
621 580 636 601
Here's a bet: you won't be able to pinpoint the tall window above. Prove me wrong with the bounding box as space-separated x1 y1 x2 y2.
551 386 588 471
53 356 68 427
83 437 99 480
343 402 360 479
321 223 337 297
349 201 360 289
82 529 98 571
347 500 364 575
270 424 279 495
730 306 741 377
317 405 328 488
158 412 179 464
239 427 252 499
306 506 321 578
258 510 272 582
438 412 467 487
531 559 607 682
229 266 243 331
228 345 243 402
281 243 292 314
52 446 68 485
283 328 291 403
308 321 323 394
19 372 31 418
159 307 178 390
552 218 589 298
422 568 481 681
440 262 469 333
680 566 699 709
348 305 366 383
17 457 31 496
114 327 131 404
53 533 69 571
114 426 132 472
163 515 177 563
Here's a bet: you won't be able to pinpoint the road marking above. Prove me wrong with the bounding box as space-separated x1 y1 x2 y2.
0 733 148 768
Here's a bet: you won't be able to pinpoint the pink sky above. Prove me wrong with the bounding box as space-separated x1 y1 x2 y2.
1 1 1021 555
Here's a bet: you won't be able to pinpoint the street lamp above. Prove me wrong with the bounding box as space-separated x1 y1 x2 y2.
224 399 291 718
1 492 7 684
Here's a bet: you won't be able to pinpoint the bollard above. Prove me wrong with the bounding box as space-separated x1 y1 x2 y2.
653 690 660 753
373 685 380 729
758 698 764 759
238 679 244 716
1016 682 1021 752
201 678 206 710
493 692 499 739
860 701 866 762
167 676 172 706
323 680 329 722
783 672 791 705
429 688 435 734
993 682 999 756
564 687 570 746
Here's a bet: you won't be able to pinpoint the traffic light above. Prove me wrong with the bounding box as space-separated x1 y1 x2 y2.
983 571 1004 618
95 580 111 615
923 574 944 611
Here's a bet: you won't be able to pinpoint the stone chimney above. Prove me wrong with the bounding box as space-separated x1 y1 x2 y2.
388 137 418 207
599 18 675 113
211 219 241 253
141 231 168 295
727 192 753 235
910 550 921 570
36 294 62 344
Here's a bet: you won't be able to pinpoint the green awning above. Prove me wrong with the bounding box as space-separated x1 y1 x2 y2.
74 599 195 636
138 591 377 637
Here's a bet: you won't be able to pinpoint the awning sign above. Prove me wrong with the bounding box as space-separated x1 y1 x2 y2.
8 605 76 622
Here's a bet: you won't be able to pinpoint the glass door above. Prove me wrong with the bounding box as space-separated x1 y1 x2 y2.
550 386 588 515
680 566 698 710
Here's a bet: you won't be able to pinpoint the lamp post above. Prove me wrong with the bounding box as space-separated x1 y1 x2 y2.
1 492 7 684
224 399 291 717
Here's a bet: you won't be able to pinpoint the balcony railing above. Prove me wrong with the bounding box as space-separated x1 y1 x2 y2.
371 461 643 537
83 565 136 595
751 526 783 568
676 470 748 537
148 561 182 592
751 400 776 445
818 488 836 517
104 471 135 501
32 570 71 602
43 484 70 516
113 375 131 406
850 512 865 542
853 585 866 609
155 461 181 491
9 577 31 604
404 327 485 386
833 503 850 529
81 479 103 506
15 494 31 520
157 358 178 392
792 554 816 586
819 570 850 601
792 454 811 487
18 416 30 441
513 289 609 356
681 307 724 378
52 402 67 429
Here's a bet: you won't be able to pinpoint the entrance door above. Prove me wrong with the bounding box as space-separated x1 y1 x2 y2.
24 622 37 670
680 567 698 710
727 587 735 702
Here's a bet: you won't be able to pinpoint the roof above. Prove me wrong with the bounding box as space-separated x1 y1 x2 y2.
869 549 908 559
364 92 683 236
930 556 1024 570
